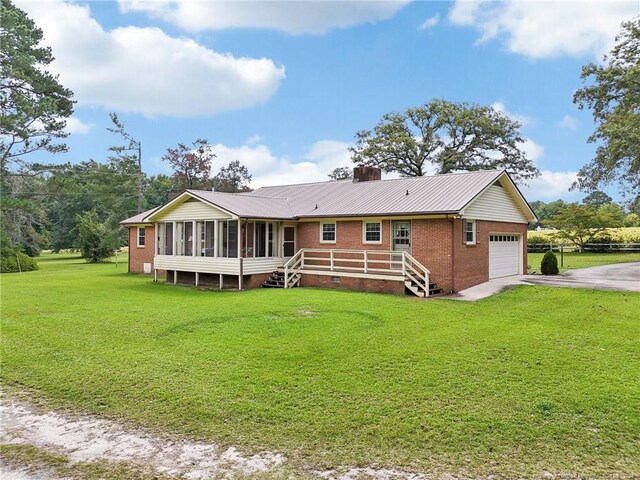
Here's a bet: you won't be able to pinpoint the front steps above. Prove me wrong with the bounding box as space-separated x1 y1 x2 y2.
404 280 443 298
261 270 300 288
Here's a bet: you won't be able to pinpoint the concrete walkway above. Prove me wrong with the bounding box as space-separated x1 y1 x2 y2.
442 262 640 301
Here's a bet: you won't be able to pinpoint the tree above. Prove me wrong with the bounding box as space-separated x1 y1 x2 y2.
0 0 74 256
163 139 215 191
212 160 252 193
582 190 613 207
349 99 539 183
76 210 117 263
328 166 353 181
529 199 566 229
144 174 172 208
107 113 142 213
551 203 625 252
573 18 640 198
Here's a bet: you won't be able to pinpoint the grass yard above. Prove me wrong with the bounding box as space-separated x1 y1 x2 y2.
1 254 639 478
528 251 640 273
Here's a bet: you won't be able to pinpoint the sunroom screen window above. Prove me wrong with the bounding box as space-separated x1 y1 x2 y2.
219 220 238 257
164 222 173 255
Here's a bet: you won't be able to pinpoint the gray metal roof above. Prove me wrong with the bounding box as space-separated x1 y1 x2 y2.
188 190 295 219
249 169 505 218
133 170 531 223
120 207 159 225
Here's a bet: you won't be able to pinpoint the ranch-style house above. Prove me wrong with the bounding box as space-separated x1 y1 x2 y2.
121 167 536 297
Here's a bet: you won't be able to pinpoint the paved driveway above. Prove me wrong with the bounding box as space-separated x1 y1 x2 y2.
523 262 640 292
445 262 640 301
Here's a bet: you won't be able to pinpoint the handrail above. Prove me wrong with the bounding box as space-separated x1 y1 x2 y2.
283 248 432 296
283 249 304 288
402 251 430 297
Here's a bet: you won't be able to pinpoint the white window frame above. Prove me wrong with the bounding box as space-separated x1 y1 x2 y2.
362 220 382 245
465 219 476 245
137 227 146 247
320 221 336 244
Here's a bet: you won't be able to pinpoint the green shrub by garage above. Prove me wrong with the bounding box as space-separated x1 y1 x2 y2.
540 250 559 275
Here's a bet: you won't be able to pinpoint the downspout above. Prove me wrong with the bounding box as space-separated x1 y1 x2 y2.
449 215 456 293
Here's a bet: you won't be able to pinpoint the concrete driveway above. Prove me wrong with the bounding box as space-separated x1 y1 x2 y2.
523 262 640 292
445 262 640 301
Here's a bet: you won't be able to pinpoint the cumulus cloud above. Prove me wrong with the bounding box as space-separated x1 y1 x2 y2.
520 170 580 201
419 13 440 31
16 0 285 117
491 101 532 126
118 0 410 35
557 115 578 130
211 140 354 188
64 117 93 135
448 0 638 59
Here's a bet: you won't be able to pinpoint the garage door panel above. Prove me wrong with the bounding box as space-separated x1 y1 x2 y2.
489 234 520 279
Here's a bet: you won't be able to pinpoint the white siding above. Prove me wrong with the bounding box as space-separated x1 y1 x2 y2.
463 185 528 223
155 255 240 274
158 200 232 221
243 258 284 274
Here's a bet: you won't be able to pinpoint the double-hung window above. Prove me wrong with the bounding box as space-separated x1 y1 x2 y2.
465 220 476 245
321 222 336 243
137 227 145 247
363 221 382 244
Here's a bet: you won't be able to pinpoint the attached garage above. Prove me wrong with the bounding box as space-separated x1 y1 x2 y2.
489 234 521 279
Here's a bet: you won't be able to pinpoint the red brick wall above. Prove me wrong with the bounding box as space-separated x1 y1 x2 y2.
296 218 528 294
300 273 405 295
452 219 528 291
297 220 392 250
128 225 155 274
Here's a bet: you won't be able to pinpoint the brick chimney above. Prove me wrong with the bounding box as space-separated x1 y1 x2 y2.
352 166 382 183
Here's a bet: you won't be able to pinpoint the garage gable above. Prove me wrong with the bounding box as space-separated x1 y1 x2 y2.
462 181 531 224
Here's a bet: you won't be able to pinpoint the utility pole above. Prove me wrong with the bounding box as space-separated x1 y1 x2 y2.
108 113 143 214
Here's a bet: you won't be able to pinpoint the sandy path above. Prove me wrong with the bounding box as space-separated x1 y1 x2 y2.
0 398 284 479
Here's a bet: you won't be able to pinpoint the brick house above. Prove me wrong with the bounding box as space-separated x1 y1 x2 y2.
120 168 536 297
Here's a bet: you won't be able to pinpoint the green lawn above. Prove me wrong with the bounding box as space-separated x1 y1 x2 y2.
528 251 640 273
1 254 639 478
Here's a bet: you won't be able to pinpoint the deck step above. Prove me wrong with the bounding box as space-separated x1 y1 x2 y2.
404 280 443 298
261 270 299 288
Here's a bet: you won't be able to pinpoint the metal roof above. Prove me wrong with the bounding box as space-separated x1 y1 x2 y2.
120 207 159 225
188 190 295 219
249 169 505 218
129 170 534 223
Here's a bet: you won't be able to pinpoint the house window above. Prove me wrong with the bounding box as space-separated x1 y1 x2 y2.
137 227 145 247
363 221 382 244
219 220 238 257
164 223 173 255
196 221 216 257
321 222 336 243
465 220 476 245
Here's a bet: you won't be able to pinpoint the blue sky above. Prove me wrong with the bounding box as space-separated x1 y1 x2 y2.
17 0 638 202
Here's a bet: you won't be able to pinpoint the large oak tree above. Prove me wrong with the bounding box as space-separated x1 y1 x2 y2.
349 99 540 183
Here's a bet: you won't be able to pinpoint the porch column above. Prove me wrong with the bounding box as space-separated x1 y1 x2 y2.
192 220 196 257
172 221 177 256
214 221 218 258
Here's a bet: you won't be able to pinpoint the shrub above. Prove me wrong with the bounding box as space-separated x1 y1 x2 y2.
541 251 559 275
76 211 117 263
0 251 39 273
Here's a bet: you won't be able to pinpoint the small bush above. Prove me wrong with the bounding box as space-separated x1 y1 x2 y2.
541 251 559 275
0 251 39 273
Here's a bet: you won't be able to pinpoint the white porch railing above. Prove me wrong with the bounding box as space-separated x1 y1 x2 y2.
283 249 431 296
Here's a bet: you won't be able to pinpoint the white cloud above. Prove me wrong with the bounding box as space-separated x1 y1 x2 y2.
64 117 93 135
118 0 410 35
556 115 578 130
16 0 285 117
448 0 638 59
419 13 440 31
245 135 265 146
491 101 532 126
521 137 544 163
211 140 353 188
521 170 580 200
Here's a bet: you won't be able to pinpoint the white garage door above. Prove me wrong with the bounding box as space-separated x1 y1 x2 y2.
489 234 521 279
